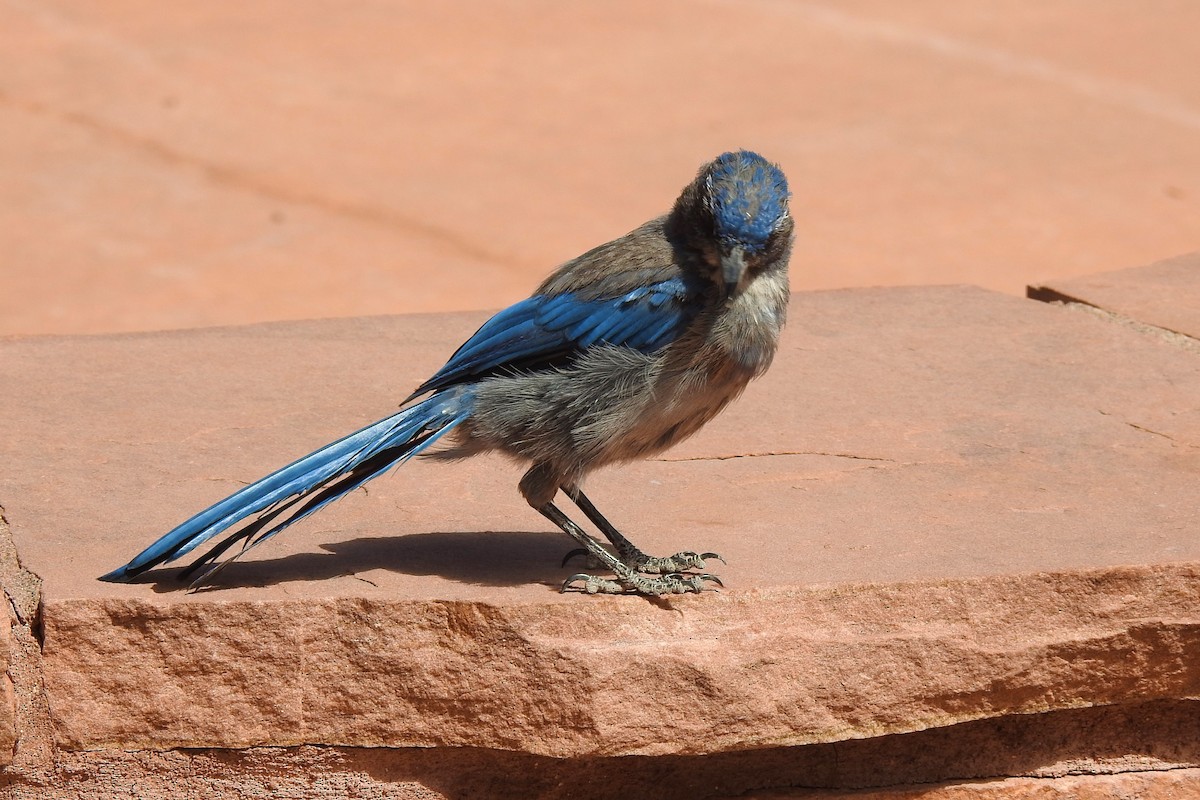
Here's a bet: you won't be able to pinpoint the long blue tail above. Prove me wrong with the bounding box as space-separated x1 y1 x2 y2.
100 387 473 586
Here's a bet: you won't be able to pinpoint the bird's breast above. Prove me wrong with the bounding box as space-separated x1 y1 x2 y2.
711 272 788 376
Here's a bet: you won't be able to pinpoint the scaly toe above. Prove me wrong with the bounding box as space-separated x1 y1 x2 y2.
653 572 722 594
561 573 628 594
631 550 724 574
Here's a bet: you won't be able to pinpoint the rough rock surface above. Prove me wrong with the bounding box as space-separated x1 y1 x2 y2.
35 566 1200 757
751 769 1200 799
2 701 1198 798
0 615 14 767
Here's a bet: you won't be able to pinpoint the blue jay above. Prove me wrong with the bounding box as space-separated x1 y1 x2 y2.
101 150 793 595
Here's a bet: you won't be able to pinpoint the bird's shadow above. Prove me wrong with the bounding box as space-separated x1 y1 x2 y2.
140 530 576 594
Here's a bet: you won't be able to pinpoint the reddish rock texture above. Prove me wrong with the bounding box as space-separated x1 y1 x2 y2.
756 769 1200 800
35 567 1200 756
0 616 14 766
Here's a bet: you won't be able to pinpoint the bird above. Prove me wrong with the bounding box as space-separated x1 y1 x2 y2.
100 150 793 595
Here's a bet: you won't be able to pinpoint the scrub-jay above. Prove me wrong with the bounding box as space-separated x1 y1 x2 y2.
101 150 793 595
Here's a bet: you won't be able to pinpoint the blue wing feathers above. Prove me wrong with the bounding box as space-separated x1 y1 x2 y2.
575 309 626 347
537 296 589 329
409 277 694 398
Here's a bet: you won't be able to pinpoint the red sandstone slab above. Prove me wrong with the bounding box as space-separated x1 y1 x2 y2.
1029 252 1200 339
1 286 1198 756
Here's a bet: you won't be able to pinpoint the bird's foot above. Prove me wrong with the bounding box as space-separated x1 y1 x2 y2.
562 547 723 574
628 550 725 574
562 569 723 596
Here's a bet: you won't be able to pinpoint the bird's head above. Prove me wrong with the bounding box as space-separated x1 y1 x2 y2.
672 150 793 298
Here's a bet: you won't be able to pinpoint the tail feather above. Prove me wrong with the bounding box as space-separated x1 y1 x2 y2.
99 389 472 584
180 410 468 587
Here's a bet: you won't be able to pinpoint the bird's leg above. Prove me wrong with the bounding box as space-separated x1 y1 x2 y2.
537 502 721 596
561 485 725 574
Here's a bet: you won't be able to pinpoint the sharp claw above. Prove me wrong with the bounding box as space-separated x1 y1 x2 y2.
561 573 592 593
561 548 589 567
628 551 721 573
666 572 722 590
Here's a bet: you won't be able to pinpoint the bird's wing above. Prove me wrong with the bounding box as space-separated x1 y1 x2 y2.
405 277 696 401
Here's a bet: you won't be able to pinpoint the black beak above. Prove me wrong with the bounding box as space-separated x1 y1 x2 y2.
721 247 747 297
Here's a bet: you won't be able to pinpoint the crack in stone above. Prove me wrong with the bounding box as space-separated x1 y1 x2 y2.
1098 410 1199 449
0 505 55 775
1028 294 1200 355
1126 421 1180 443
1025 762 1200 780
0 509 42 638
